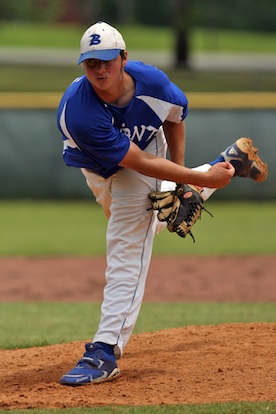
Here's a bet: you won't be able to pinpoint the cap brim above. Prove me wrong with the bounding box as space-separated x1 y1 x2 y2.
78 49 121 64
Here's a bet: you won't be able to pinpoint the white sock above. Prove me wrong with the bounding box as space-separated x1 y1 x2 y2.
161 164 217 201
160 180 176 192
191 164 217 201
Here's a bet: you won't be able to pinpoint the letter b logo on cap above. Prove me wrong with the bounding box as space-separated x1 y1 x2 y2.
89 34 101 46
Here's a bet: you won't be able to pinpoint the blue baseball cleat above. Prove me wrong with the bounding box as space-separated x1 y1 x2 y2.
221 137 268 182
60 342 120 386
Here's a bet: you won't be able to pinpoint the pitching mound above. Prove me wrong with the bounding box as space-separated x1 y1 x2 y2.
0 256 276 409
1 323 275 409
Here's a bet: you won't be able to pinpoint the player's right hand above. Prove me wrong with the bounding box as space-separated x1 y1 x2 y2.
205 162 235 188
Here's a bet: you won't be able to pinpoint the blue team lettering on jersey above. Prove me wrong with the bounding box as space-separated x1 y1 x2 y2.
57 61 188 179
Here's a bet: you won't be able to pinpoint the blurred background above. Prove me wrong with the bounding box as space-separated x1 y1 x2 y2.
0 0 275 200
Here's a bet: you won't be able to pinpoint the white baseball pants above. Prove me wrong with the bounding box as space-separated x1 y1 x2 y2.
81 133 216 358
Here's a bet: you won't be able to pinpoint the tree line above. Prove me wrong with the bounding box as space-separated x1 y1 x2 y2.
1 0 275 33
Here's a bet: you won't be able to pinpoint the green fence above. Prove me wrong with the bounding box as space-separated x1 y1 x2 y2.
0 92 275 199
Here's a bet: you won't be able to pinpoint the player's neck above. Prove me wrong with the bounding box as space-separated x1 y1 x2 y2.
95 72 135 107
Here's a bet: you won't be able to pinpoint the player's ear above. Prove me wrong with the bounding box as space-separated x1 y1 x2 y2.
120 50 128 66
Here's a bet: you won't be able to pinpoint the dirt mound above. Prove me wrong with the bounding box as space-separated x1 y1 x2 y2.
0 323 275 409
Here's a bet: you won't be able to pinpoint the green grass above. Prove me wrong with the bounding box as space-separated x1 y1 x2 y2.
0 402 276 414
1 302 275 350
166 69 276 92
1 23 276 53
0 22 83 49
0 64 83 92
191 28 276 54
1 64 276 92
0 201 107 256
0 200 275 256
0 402 275 413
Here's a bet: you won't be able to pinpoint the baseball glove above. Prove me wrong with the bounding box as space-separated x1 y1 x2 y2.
148 184 212 242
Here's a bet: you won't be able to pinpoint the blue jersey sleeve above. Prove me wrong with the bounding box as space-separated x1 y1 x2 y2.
126 61 188 124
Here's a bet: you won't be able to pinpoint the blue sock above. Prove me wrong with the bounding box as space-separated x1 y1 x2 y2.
209 155 225 166
95 342 115 355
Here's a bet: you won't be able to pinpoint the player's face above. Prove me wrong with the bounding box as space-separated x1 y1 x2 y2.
83 54 124 91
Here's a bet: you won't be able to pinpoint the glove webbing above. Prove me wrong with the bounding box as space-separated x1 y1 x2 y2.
169 184 213 242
